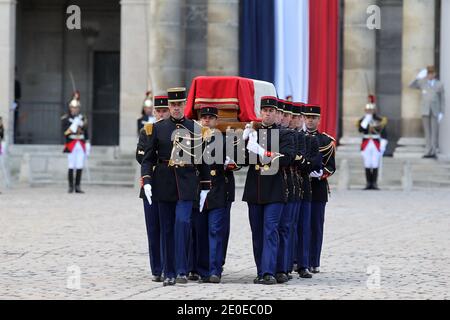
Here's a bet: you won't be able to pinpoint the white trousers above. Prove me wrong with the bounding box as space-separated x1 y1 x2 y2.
361 140 382 169
68 142 86 169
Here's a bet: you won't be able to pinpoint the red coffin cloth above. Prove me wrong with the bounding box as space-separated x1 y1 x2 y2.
185 76 260 122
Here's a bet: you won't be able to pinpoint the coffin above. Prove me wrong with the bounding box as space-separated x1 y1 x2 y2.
185 76 277 132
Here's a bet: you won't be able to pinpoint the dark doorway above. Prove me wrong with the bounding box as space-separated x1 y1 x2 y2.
92 51 120 146
375 0 403 156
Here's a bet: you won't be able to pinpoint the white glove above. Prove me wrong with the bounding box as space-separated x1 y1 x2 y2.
85 142 91 156
309 170 323 178
417 68 427 80
242 124 253 141
438 113 444 123
248 131 258 144
199 190 209 212
69 117 80 133
361 114 373 129
224 156 231 168
144 184 152 205
247 140 266 158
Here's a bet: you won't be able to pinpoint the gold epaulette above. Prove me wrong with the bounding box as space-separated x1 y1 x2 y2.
322 132 336 142
61 114 68 120
380 116 388 128
201 127 213 140
144 123 153 136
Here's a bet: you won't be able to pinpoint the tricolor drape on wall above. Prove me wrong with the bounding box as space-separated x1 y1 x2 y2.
239 0 339 138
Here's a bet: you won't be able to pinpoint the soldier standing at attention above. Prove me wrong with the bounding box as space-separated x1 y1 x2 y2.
136 95 170 283
137 91 156 134
61 92 91 194
303 105 336 274
141 88 201 286
243 96 295 285
358 95 388 190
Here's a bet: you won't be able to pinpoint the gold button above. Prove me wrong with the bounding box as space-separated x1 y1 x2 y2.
210 170 216 176
264 165 270 171
255 165 260 170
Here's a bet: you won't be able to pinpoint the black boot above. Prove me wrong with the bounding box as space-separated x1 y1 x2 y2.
364 168 372 190
372 168 380 190
68 169 74 193
75 169 84 193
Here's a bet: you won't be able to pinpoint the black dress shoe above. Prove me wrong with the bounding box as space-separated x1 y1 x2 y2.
253 276 263 284
262 275 277 285
275 273 289 283
176 275 188 284
209 275 221 283
152 275 163 282
310 267 320 274
298 268 313 278
75 186 85 194
163 278 176 286
188 272 200 281
68 186 74 193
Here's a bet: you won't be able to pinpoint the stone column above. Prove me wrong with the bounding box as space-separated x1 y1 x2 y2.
439 0 450 160
0 0 16 146
340 0 376 153
394 0 435 158
120 0 150 154
400 0 435 137
148 0 186 94
206 0 239 76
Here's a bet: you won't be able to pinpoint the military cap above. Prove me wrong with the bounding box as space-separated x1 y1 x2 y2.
167 87 187 103
154 96 169 109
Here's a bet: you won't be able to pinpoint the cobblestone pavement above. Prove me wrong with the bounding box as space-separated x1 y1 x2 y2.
1 185 449 300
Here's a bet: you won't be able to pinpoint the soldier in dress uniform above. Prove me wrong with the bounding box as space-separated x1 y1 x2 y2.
289 103 321 279
358 95 388 190
136 95 170 283
243 96 295 285
303 105 336 274
137 91 156 134
61 92 91 194
275 99 299 283
191 106 239 284
275 99 285 126
141 87 202 286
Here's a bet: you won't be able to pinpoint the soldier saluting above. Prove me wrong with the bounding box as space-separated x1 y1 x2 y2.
243 96 295 285
61 91 91 193
141 87 202 286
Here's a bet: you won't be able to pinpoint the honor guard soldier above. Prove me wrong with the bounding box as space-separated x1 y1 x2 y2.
290 103 321 279
275 99 298 283
136 95 170 283
137 91 156 134
192 106 238 283
303 104 336 274
61 92 91 193
141 87 202 286
358 95 388 190
242 96 295 285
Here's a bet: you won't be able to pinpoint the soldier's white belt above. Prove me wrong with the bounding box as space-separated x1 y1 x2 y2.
363 134 381 139
69 134 85 140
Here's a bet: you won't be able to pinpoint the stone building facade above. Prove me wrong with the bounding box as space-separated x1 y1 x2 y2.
0 0 449 158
